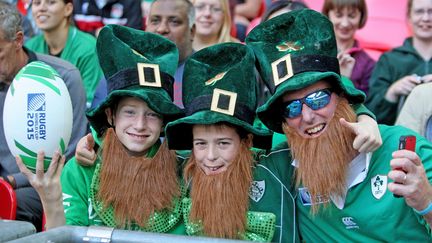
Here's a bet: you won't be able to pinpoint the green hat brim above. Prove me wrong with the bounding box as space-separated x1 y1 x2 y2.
165 110 272 150
257 71 366 133
87 85 184 137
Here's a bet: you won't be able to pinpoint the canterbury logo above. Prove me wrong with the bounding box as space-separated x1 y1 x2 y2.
205 71 227 86
276 41 303 52
342 217 359 229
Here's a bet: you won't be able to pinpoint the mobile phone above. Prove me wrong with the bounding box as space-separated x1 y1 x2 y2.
399 135 416 152
394 135 416 198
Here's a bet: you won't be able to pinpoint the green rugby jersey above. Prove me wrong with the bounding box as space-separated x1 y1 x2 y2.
297 125 432 242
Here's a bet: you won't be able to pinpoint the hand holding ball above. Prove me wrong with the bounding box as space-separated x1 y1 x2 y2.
3 61 73 172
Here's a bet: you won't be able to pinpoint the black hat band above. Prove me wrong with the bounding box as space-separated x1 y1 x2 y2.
107 68 174 99
186 94 255 124
270 54 340 93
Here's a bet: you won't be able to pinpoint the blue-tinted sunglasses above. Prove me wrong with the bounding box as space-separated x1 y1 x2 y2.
281 88 333 118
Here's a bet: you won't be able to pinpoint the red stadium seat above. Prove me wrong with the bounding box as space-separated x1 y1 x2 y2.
0 179 17 220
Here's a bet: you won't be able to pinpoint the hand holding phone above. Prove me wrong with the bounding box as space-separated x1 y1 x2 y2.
394 135 416 198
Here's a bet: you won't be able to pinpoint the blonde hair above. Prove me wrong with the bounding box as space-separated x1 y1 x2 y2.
217 0 234 43
192 0 234 43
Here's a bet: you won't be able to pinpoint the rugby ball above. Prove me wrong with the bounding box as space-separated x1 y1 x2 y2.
3 61 73 172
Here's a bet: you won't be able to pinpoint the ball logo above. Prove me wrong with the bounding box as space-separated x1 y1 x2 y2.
27 93 47 140
27 93 46 111
3 61 73 172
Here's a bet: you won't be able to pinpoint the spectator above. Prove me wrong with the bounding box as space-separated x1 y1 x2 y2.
261 0 308 22
0 1 87 231
366 0 432 125
25 0 103 109
247 9 432 241
191 0 238 51
396 82 432 140
234 0 262 42
322 0 376 96
17 26 185 231
146 0 195 108
73 0 142 36
92 0 195 110
165 42 285 242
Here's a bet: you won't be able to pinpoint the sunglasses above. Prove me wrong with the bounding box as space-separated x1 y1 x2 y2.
281 88 333 118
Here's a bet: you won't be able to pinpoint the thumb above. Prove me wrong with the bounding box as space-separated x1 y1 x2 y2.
85 133 95 151
339 117 358 135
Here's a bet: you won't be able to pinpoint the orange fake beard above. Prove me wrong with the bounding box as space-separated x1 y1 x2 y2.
98 128 180 228
282 99 357 213
184 138 253 239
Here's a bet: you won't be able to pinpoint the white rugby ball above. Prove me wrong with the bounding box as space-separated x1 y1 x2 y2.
3 61 73 172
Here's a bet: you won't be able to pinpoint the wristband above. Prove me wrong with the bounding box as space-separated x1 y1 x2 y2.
414 202 432 216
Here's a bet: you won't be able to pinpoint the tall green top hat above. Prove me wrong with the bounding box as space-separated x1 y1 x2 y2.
165 43 272 150
87 25 184 137
246 9 365 133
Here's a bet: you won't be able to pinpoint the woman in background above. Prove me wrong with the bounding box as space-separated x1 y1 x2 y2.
25 0 103 108
192 0 238 51
322 0 375 95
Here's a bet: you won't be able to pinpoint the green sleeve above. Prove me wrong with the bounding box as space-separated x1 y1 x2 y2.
365 53 398 124
353 103 376 121
61 157 97 226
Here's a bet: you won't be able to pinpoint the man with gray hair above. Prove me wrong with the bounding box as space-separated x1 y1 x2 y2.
0 1 87 231
146 0 195 108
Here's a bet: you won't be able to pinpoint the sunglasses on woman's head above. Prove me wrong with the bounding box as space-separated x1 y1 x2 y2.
281 88 333 118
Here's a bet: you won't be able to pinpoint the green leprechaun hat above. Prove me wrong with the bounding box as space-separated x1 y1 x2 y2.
165 43 272 150
87 24 184 137
246 9 365 133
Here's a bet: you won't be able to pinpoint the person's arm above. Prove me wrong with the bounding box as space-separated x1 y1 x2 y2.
61 66 89 161
15 151 66 230
235 0 262 20
78 49 104 108
395 83 431 136
365 54 420 124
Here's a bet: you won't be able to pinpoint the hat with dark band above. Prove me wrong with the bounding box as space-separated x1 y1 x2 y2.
165 43 272 150
246 9 366 133
87 25 184 137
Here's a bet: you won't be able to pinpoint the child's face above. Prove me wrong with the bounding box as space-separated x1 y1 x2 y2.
192 124 241 175
109 97 163 156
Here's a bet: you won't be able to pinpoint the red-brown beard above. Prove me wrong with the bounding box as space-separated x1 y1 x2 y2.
98 128 180 228
184 138 253 239
282 99 358 214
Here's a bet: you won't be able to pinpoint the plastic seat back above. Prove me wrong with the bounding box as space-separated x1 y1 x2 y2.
0 179 17 220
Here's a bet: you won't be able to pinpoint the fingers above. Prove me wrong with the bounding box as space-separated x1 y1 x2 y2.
392 150 421 166
388 169 407 184
339 118 358 134
15 155 33 178
85 133 95 151
54 155 66 179
45 150 62 178
76 133 97 166
36 151 46 178
76 150 96 166
421 74 432 83
352 135 367 151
